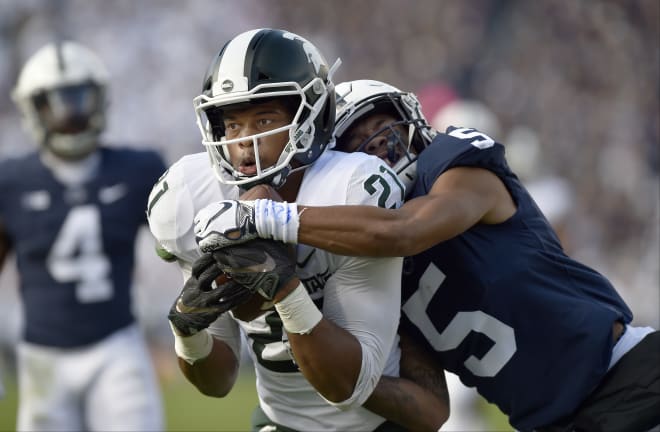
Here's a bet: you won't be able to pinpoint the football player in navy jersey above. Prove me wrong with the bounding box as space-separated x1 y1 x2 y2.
0 41 165 431
196 80 660 432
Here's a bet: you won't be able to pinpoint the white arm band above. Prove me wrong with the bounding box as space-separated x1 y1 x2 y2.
169 322 213 365
254 199 300 244
274 282 323 335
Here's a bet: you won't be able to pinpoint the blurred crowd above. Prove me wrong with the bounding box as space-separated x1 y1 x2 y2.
0 0 657 427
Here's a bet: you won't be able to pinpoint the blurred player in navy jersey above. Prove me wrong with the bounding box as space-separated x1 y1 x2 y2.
197 79 660 432
0 41 165 431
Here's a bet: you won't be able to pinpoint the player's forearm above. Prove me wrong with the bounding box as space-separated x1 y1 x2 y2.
0 224 10 271
365 376 449 431
298 206 417 257
399 331 450 413
287 318 362 403
178 338 239 397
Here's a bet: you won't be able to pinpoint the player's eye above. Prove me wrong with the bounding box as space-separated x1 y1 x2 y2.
257 118 274 128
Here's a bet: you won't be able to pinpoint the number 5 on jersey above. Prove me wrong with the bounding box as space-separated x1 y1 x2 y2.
402 262 516 377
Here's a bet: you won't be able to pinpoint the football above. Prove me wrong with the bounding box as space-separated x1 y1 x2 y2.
227 184 283 322
239 183 283 201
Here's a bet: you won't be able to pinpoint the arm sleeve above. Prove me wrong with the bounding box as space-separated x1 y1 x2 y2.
321 254 403 410
146 161 199 264
314 154 404 409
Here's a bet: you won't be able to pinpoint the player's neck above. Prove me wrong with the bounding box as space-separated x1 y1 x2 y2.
41 151 101 186
277 169 304 202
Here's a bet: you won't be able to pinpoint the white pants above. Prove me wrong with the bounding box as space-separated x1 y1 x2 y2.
17 324 164 432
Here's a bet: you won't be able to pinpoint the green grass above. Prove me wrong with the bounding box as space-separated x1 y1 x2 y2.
0 368 258 432
0 365 512 432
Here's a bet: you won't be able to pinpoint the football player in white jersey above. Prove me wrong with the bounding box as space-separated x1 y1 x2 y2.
147 29 448 431
1 41 164 431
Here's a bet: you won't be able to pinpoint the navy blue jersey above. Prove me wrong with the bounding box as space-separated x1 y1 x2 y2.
0 147 166 348
400 127 632 431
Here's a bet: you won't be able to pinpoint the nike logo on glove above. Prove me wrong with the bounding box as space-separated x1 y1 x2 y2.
195 201 234 234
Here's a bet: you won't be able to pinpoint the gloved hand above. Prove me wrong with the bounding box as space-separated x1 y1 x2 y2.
194 200 258 253
168 254 253 336
210 238 297 301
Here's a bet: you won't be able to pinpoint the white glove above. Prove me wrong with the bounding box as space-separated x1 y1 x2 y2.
194 200 259 252
194 199 300 252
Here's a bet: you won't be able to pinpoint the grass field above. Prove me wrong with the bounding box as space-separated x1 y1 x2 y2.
0 367 259 432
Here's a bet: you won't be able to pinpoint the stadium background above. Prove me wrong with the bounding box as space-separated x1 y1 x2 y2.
0 0 657 430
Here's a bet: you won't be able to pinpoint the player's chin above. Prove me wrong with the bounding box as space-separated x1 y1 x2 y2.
230 293 274 322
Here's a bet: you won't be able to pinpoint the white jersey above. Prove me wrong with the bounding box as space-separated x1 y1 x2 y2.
147 150 404 431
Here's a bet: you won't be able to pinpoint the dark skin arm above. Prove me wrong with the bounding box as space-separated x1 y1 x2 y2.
272 279 363 403
177 336 241 397
365 331 450 431
297 166 516 257
0 221 11 271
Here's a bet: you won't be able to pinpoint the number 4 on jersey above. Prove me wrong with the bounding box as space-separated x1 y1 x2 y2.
47 205 113 303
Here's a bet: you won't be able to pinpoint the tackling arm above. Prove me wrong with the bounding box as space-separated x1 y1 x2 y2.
364 330 450 431
297 166 515 257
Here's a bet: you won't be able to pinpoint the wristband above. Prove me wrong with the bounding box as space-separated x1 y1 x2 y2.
254 199 299 243
169 322 213 365
275 282 323 335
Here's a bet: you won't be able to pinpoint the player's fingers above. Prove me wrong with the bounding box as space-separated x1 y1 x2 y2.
191 253 217 279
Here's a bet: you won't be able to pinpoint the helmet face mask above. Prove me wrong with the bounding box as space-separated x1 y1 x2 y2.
194 29 339 189
334 80 436 196
13 41 109 160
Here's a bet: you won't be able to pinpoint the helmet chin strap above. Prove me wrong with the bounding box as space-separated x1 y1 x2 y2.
386 134 399 165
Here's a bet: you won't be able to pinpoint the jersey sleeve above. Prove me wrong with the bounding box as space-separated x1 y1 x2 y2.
146 160 199 266
345 154 405 209
321 253 403 410
414 126 511 195
304 152 404 410
301 151 405 209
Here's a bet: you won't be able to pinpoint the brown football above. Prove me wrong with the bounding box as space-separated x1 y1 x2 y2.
227 184 283 322
239 183 283 201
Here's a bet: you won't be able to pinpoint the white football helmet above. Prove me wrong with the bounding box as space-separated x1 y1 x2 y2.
12 41 109 160
193 28 341 189
334 80 436 195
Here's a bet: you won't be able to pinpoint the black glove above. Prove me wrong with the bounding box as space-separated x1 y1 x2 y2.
210 238 296 301
168 254 253 336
